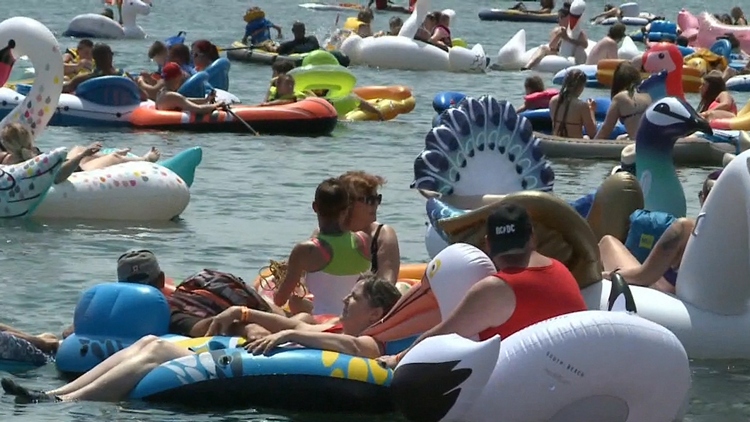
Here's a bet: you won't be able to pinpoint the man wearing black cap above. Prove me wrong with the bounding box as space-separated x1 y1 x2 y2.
377 203 586 369
276 21 320 55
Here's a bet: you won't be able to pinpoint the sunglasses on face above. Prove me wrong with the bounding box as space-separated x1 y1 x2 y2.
357 194 382 206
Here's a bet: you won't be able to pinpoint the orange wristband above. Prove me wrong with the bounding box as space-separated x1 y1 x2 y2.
240 307 251 323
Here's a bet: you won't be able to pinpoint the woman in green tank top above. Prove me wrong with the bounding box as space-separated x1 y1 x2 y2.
273 178 372 314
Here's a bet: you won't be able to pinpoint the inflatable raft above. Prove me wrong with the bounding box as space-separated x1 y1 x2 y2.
63 0 151 39
226 43 350 67
298 2 365 12
477 9 558 23
131 98 338 135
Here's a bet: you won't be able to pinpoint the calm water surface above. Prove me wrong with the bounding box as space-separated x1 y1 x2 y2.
0 0 748 420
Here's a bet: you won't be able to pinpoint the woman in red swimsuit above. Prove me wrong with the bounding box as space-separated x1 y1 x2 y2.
698 70 738 122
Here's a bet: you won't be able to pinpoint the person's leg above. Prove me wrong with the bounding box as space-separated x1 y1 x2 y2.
57 337 193 402
47 335 160 396
598 235 641 272
523 45 551 70
79 147 160 171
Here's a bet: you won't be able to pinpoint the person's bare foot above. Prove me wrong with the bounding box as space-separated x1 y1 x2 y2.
142 147 161 163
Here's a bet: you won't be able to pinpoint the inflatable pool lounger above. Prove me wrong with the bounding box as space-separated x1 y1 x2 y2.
478 9 558 23
226 44 350 67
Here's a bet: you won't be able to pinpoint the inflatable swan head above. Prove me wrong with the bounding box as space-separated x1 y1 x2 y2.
636 97 711 155
567 0 586 30
0 17 64 141
398 0 431 39
364 243 495 342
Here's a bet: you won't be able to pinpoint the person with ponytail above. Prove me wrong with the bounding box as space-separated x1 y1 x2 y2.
548 69 597 138
594 62 652 139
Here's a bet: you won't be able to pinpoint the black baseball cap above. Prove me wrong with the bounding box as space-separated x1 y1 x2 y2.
486 204 533 256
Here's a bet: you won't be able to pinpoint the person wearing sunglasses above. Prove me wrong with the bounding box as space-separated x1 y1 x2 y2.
336 171 401 284
273 178 373 317
600 170 722 294
0 274 400 403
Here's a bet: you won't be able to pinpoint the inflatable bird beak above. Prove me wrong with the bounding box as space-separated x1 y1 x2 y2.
0 40 16 88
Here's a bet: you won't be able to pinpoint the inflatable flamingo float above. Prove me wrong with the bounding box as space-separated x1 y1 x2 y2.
679 10 750 51
641 43 685 100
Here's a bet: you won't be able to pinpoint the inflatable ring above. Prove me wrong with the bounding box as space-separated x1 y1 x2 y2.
438 191 602 288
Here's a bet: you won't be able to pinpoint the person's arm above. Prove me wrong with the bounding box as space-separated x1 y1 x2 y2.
0 324 58 353
383 276 514 365
711 92 736 112
158 92 220 114
54 142 100 183
251 329 383 358
272 24 283 38
617 219 691 286
516 103 527 113
62 73 94 93
582 101 599 138
429 28 448 44
308 36 321 50
206 305 314 336
273 242 313 307
374 225 400 283
357 99 385 120
594 98 620 139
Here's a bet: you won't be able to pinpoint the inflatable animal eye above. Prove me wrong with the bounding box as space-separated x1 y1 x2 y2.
428 259 442 279
658 52 665 59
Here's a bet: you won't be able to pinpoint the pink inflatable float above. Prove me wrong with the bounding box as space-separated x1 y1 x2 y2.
679 10 750 51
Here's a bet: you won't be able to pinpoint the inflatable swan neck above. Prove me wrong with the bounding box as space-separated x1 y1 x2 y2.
0 17 64 142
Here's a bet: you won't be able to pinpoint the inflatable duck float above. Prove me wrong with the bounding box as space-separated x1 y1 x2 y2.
339 0 488 73
64 0 152 39
387 243 690 422
0 17 198 220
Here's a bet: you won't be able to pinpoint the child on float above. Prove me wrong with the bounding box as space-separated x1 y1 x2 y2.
241 7 283 50
516 75 558 113
263 60 296 103
356 9 375 37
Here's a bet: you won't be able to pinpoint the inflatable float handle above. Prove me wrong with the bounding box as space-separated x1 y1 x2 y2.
692 212 705 236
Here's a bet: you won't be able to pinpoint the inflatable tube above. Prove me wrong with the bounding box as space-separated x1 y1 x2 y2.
226 43 350 67
340 34 488 73
129 341 393 411
392 312 690 422
288 51 357 98
30 148 199 221
553 64 600 88
0 332 52 373
726 75 750 92
478 9 558 23
130 98 338 135
63 0 151 39
534 133 731 165
600 16 650 26
432 91 466 113
76 76 142 107
596 59 701 93
56 283 171 376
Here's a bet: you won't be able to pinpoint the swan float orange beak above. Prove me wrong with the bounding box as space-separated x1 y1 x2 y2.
0 40 16 87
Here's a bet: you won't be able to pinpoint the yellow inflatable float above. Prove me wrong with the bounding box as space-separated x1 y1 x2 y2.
289 50 415 121
596 59 702 93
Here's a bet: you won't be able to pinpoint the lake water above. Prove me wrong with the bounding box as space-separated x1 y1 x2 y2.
0 0 747 420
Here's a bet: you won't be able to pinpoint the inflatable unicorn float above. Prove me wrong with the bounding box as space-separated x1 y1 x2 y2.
678 9 750 52
414 84 750 359
338 0 488 73
63 0 152 39
0 17 200 220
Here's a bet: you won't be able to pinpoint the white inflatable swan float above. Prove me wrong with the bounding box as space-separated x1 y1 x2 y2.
339 0 488 73
63 0 152 39
0 17 193 220
388 243 690 422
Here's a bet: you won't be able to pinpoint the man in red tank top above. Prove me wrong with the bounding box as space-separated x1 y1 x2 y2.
378 204 586 369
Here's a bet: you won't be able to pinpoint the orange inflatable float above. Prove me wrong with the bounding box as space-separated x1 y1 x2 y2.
596 59 701 93
130 97 338 135
344 85 416 121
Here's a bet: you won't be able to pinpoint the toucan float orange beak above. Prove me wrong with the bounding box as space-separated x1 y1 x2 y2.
362 276 440 343
0 40 16 88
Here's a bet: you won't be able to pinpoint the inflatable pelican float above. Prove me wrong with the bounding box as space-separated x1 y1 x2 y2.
386 243 690 422
339 0 488 73
0 17 197 220
63 0 152 39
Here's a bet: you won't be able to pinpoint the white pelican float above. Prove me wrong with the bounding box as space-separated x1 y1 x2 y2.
339 0 487 73
389 244 690 422
0 17 195 220
63 0 152 39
